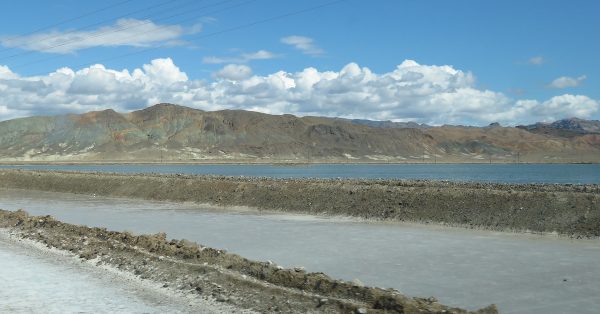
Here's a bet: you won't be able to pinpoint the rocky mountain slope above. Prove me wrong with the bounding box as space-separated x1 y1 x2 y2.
517 118 600 138
344 119 431 129
0 103 598 162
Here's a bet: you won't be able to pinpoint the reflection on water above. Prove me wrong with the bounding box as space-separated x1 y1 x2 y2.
2 163 600 183
1 188 599 313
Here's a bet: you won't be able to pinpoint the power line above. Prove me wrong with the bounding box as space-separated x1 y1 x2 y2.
1 0 239 63
0 0 183 56
9 0 346 74
0 0 135 45
9 0 255 71
68 0 347 71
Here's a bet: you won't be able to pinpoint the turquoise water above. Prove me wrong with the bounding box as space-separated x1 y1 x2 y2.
1 163 600 183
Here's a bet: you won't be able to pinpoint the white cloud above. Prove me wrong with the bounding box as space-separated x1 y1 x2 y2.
522 94 598 122
503 95 598 125
213 64 252 81
528 56 544 65
548 75 587 89
0 65 18 79
142 58 188 85
0 19 196 54
202 50 277 64
0 58 598 125
281 35 323 56
241 50 276 60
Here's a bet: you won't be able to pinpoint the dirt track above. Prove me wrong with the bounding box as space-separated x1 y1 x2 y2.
0 169 598 237
0 209 497 313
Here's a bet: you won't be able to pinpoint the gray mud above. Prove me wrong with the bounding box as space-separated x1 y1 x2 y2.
0 170 598 237
0 209 496 314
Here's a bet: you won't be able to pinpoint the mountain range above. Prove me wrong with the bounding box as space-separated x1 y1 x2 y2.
0 103 598 163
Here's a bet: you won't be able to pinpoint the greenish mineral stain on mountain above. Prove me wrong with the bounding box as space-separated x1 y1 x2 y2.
0 103 598 162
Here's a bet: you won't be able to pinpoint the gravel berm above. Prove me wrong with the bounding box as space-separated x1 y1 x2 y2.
0 209 497 313
0 169 598 237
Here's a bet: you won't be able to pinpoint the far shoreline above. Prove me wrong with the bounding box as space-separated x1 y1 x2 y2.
0 160 598 166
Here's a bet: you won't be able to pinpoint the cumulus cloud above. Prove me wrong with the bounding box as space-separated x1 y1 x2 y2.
528 56 544 65
514 95 599 122
0 65 18 79
213 64 252 81
0 58 598 125
202 50 277 64
281 35 323 56
0 19 196 54
548 75 587 89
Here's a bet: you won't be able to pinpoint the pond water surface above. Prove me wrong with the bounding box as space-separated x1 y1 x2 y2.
1 188 599 313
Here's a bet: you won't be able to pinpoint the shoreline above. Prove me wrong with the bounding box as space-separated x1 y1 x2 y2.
0 209 496 314
0 160 599 165
0 228 246 314
0 169 598 238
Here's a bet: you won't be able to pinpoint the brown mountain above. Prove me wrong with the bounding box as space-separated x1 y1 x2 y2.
517 118 600 138
0 103 598 163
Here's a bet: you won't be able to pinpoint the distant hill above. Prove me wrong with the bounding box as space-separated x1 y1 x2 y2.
517 118 600 138
0 103 598 163
549 118 600 133
347 119 431 129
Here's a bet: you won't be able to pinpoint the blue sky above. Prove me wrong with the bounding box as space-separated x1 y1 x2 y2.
0 0 598 125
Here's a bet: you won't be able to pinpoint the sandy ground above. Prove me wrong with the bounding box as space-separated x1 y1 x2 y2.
0 229 252 314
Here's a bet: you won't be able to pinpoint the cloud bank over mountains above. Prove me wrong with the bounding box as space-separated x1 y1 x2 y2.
0 58 597 125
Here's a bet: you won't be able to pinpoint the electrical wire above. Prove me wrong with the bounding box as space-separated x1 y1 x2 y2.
9 0 256 70
0 0 183 55
0 0 238 62
0 0 135 44
11 0 347 74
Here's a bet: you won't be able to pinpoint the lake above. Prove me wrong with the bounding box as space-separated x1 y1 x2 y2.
1 163 600 183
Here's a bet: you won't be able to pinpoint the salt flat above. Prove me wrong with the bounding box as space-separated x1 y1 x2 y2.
0 229 243 314
1 188 599 313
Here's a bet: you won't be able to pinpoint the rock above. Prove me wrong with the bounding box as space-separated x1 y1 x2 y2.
352 278 365 287
317 298 328 307
356 308 368 314
215 294 229 302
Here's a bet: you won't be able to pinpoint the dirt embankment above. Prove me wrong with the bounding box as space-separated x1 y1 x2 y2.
0 169 599 237
0 209 496 314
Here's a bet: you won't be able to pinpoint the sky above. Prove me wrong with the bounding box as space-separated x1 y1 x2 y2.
0 0 598 126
